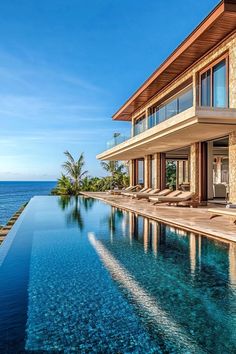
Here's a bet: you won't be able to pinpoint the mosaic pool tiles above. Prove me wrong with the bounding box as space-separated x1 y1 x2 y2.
26 229 159 353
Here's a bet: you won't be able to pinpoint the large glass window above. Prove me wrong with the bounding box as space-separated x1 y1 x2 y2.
201 70 211 106
213 60 227 108
200 57 228 108
137 160 144 184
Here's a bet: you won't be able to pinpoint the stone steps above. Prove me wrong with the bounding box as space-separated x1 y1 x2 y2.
0 203 27 244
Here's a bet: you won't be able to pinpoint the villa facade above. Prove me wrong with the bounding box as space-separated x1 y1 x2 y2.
97 0 236 204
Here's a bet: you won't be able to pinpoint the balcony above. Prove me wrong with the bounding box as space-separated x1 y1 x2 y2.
133 86 193 136
106 134 129 149
97 105 236 161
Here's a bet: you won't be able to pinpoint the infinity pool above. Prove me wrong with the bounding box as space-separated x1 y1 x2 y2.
0 196 236 353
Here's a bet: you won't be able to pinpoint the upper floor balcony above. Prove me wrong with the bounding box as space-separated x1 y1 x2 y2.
97 105 236 161
133 86 193 137
97 56 236 161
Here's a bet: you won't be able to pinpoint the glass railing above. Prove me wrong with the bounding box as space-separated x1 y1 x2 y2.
104 87 194 151
106 134 129 149
133 119 147 136
134 87 193 136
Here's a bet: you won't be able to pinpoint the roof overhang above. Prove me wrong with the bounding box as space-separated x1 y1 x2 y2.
97 107 236 160
113 0 236 121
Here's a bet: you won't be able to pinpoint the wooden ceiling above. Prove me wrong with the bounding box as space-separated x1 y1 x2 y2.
113 0 236 121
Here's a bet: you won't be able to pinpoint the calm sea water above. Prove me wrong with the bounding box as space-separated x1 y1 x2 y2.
0 181 56 225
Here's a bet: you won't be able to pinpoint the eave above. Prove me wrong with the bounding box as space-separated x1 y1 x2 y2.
113 0 236 121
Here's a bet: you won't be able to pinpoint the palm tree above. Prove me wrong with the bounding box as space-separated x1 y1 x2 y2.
58 196 84 230
101 161 128 189
100 161 124 177
62 151 88 194
51 174 74 195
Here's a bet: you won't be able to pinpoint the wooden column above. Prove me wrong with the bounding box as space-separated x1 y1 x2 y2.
178 161 184 187
207 141 214 199
129 160 135 187
190 143 200 199
153 153 161 190
144 155 150 189
176 161 179 189
190 142 208 203
199 142 208 203
184 160 189 182
160 153 166 190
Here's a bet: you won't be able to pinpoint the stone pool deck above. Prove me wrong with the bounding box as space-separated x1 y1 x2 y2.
81 192 236 243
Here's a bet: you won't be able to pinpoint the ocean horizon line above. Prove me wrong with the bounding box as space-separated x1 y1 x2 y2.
0 180 57 183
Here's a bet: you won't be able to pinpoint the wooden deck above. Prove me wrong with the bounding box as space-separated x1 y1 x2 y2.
81 192 236 243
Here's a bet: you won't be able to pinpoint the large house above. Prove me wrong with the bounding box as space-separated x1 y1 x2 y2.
97 0 236 204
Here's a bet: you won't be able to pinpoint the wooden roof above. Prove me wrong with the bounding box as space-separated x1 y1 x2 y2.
113 0 236 121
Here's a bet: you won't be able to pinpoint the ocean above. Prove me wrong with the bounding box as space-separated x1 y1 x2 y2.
0 181 56 225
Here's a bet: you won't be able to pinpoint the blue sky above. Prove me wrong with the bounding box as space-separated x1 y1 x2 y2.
0 0 218 181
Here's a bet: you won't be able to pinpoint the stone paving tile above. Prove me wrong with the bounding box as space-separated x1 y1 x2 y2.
81 192 236 243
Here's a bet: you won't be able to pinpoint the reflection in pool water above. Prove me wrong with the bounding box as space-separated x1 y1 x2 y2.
0 196 235 353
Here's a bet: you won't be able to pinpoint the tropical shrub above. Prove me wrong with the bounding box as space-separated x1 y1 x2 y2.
52 152 128 195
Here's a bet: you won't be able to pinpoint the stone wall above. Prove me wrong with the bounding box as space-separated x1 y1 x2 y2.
190 143 200 198
229 132 236 203
229 37 236 109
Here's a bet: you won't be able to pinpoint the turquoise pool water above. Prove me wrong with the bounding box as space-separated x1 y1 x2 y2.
0 196 236 353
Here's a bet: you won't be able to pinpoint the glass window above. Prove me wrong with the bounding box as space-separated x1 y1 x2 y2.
201 69 211 106
213 60 227 108
200 58 228 108
134 116 146 136
156 105 165 123
179 88 193 113
166 98 178 119
148 113 156 129
137 160 144 184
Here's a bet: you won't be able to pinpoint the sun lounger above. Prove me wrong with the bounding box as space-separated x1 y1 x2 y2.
208 208 236 224
153 188 171 197
149 190 181 204
108 186 131 195
110 185 140 195
122 187 149 197
107 185 135 194
150 191 195 206
133 188 160 200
